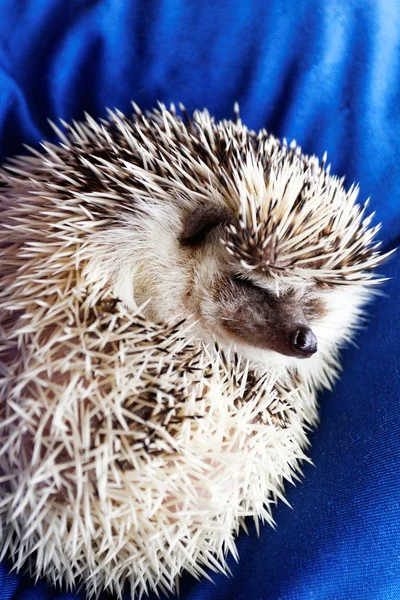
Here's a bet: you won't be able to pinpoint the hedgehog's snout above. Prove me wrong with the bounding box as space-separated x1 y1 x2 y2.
290 326 318 358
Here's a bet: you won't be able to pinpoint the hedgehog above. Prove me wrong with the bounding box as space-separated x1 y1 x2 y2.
0 103 391 599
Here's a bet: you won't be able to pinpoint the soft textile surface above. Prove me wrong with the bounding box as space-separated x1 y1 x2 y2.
0 1 399 598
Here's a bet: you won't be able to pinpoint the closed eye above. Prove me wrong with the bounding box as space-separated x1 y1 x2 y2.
232 274 275 303
232 274 256 287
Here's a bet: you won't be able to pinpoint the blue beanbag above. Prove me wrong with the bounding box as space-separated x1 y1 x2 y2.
0 1 399 599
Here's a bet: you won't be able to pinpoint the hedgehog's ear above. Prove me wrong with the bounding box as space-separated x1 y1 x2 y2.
180 203 232 247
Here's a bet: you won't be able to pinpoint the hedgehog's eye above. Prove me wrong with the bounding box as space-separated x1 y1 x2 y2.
180 203 231 247
231 274 271 296
232 274 256 288
232 274 277 303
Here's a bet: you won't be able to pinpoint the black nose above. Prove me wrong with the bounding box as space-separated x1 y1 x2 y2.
290 327 318 357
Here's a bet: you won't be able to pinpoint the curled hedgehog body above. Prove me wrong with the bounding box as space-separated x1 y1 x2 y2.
0 104 389 598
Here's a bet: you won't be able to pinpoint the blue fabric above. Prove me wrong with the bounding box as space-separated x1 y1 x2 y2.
0 1 399 599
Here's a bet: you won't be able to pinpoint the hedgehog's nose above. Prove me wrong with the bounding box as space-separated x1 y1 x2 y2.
290 327 318 358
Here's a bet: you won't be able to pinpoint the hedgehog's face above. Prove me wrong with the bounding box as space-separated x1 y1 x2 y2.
199 271 321 360
179 203 354 366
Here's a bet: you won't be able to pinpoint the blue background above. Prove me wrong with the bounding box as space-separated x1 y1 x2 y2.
0 1 399 598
